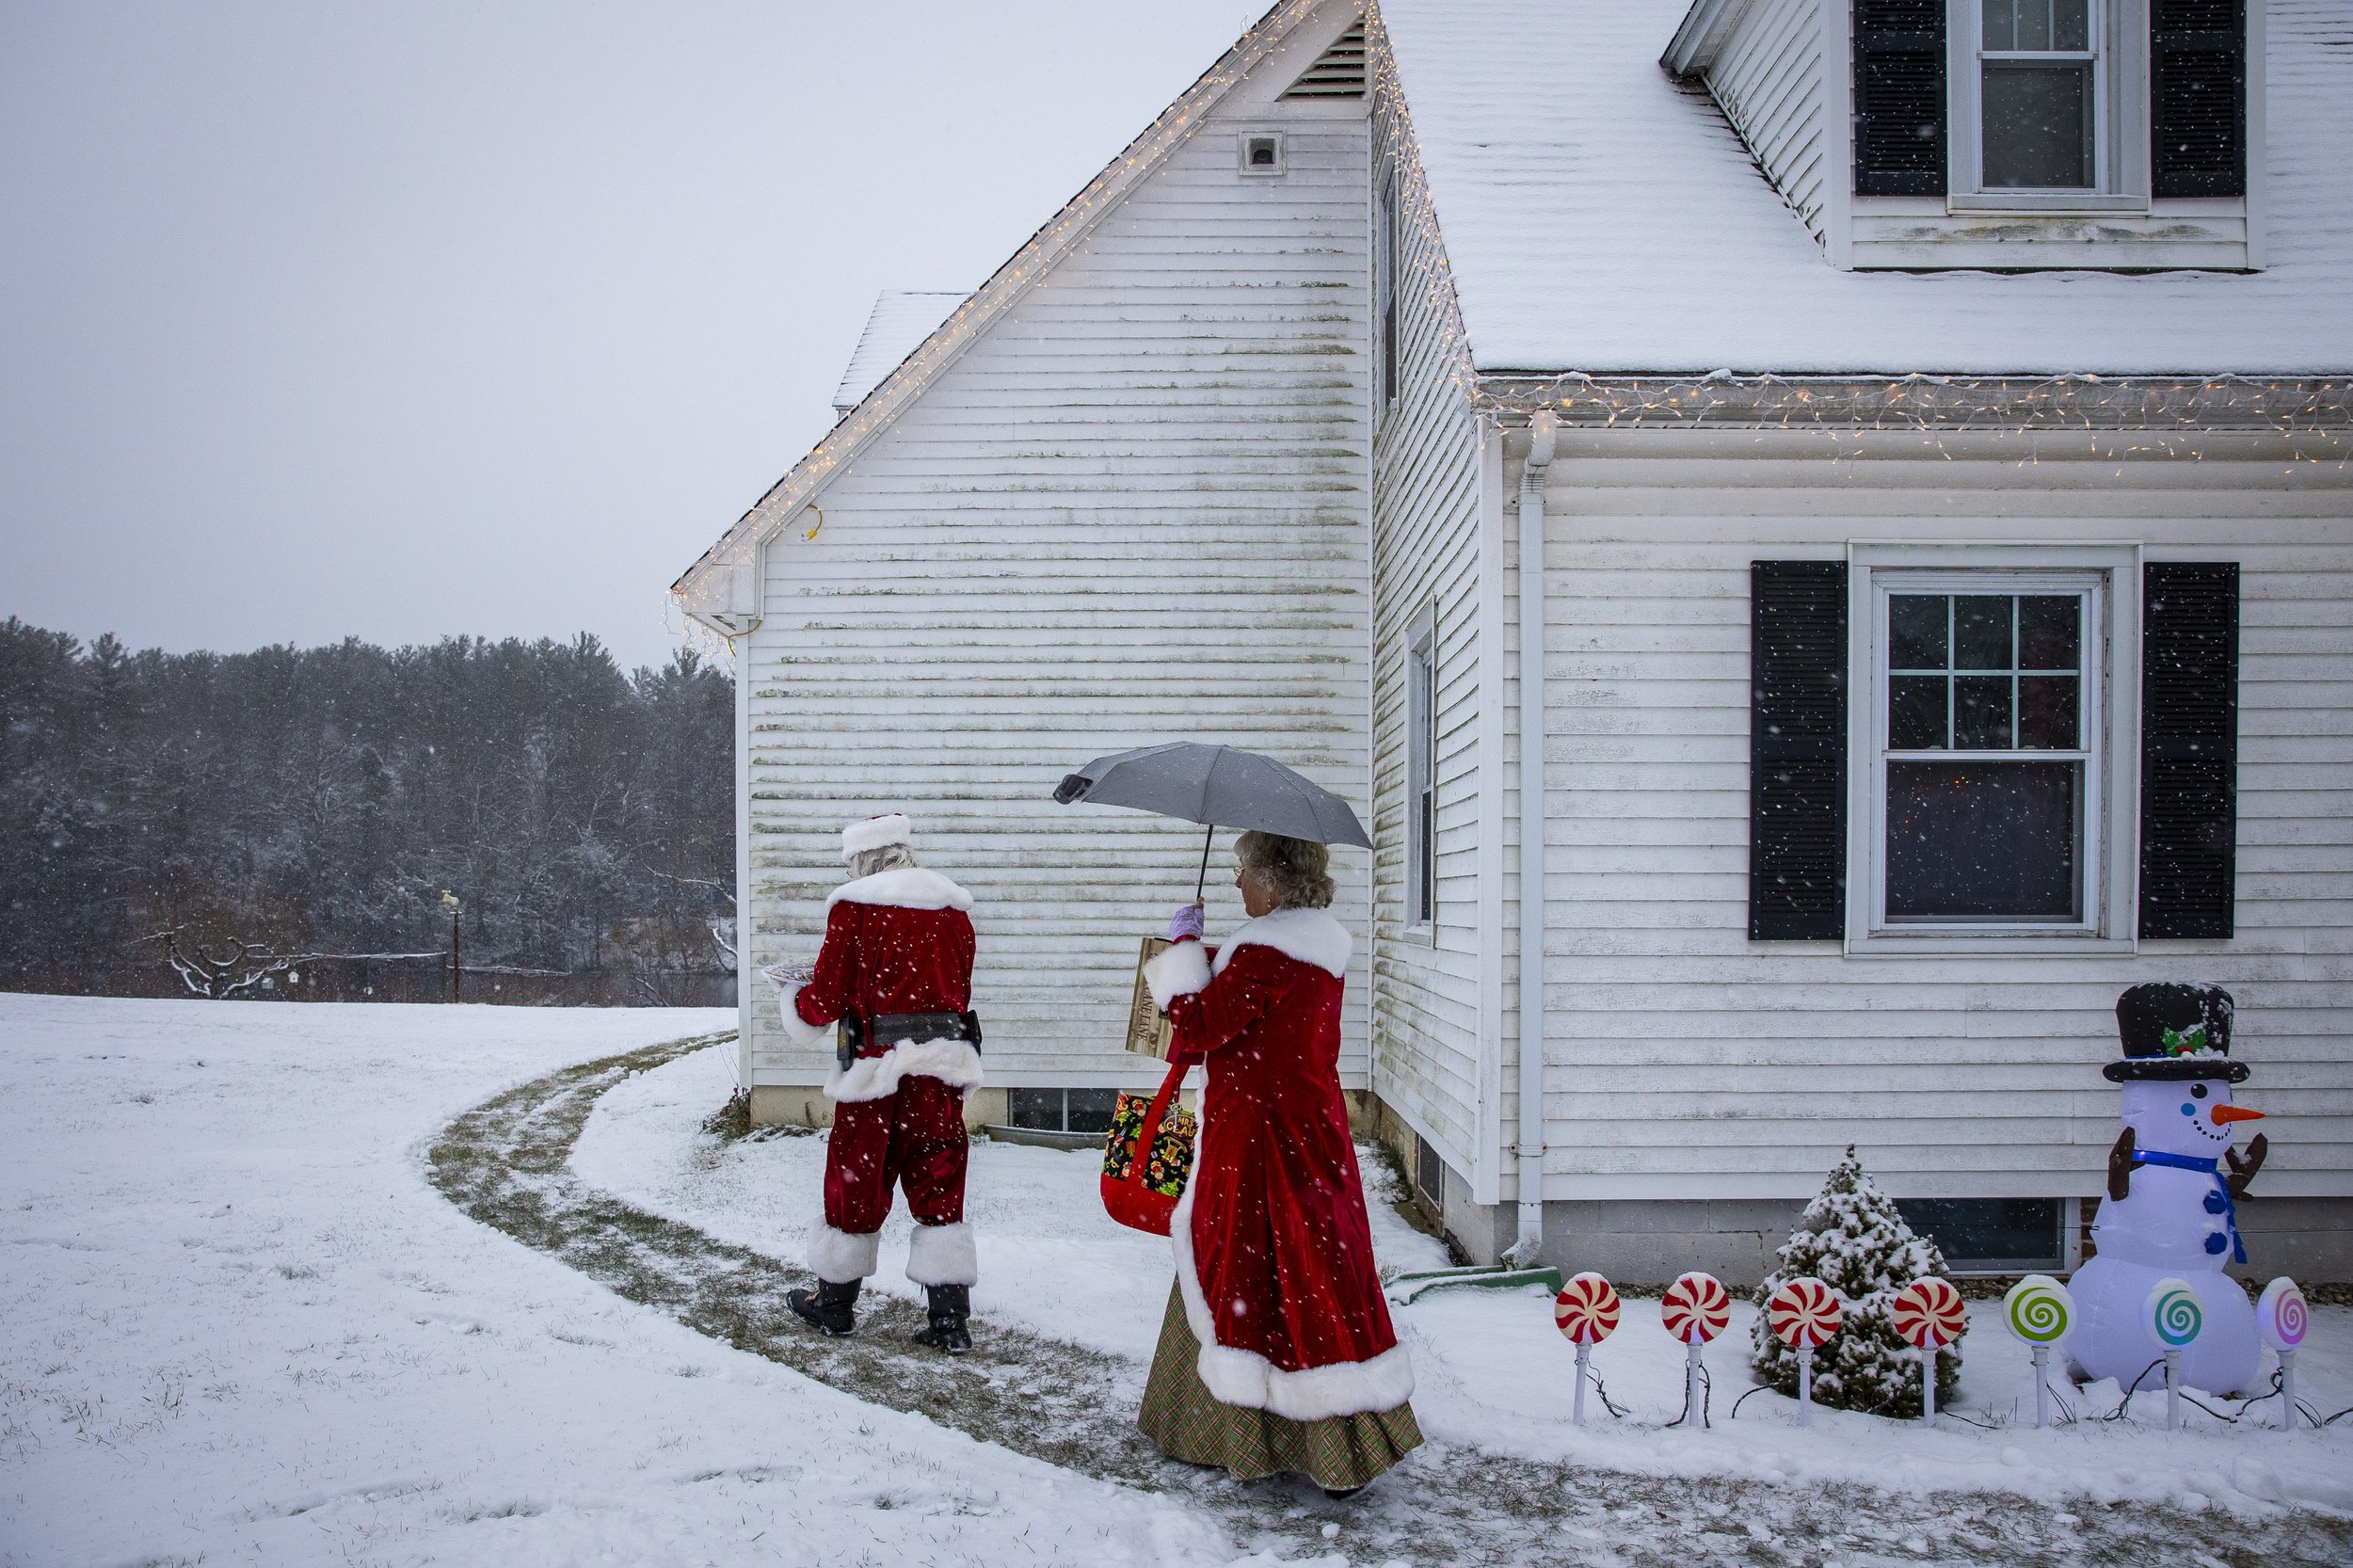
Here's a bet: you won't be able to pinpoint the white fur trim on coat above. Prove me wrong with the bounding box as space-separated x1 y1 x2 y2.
826 867 973 913
1143 940 1212 1010
808 1223 880 1284
1166 1095 1414 1421
1209 906 1352 980
905 1221 979 1287
841 813 911 860
768 977 836 1050
824 1037 985 1103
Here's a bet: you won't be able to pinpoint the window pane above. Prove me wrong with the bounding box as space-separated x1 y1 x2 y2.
1895 1198 2064 1271
1890 595 1948 669
2051 0 2088 51
2018 675 2079 748
1890 676 1949 749
1983 62 2094 187
1954 676 2014 747
1065 1088 1121 1136
1007 1088 1065 1130
1886 760 2080 920
2018 595 2080 669
1954 596 2013 669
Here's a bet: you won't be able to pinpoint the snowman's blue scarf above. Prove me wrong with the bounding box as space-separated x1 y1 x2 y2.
2133 1149 2246 1264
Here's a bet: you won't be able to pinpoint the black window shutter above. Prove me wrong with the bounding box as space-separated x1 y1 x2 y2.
2139 563 2239 938
2152 0 2247 199
1853 0 1946 196
1752 562 1849 939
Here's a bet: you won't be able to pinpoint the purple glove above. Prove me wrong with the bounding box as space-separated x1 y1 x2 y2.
1168 903 1206 943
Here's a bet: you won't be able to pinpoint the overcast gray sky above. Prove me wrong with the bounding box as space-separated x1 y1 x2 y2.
0 1 1253 670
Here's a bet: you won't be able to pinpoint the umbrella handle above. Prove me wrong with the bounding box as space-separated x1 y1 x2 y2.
1194 823 1214 903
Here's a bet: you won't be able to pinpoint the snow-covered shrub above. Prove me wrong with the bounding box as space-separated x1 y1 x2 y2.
1750 1145 1959 1416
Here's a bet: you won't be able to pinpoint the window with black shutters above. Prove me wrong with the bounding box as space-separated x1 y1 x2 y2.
1750 562 1848 940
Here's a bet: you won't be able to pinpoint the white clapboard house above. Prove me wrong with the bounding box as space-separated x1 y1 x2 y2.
674 0 2352 1284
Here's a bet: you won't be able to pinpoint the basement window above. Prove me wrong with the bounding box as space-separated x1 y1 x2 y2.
1240 132 1286 177
1007 1088 1119 1136
1415 1132 1449 1208
1895 1197 2065 1272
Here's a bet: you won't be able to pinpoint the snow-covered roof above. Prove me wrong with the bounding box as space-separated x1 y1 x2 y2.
1376 0 2353 376
829 292 968 418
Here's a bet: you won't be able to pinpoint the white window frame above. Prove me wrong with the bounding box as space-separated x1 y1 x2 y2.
1948 0 2153 213
1406 607 1437 936
1845 542 2140 955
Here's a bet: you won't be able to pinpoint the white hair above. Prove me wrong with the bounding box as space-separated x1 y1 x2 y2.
849 841 920 880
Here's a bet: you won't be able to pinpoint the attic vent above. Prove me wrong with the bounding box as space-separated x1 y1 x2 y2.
1281 24 1366 97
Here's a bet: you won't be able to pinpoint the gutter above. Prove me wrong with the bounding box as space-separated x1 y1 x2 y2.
1508 409 1557 1267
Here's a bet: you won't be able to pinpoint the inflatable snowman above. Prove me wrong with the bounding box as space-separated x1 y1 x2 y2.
2070 983 2269 1395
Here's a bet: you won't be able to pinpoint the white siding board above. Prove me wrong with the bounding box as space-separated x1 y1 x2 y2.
740 86 1372 1094
1529 429 2353 1204
1700 0 1828 245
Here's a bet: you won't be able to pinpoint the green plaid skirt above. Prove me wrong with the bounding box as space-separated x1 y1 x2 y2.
1138 1283 1421 1490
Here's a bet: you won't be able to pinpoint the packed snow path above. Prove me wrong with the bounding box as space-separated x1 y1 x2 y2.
431 1030 2353 1567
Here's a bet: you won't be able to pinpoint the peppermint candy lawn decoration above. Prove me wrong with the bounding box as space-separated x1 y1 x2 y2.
1553 1272 1620 1427
2142 1277 2203 1431
1555 1272 1622 1346
2001 1275 2075 1429
1662 1272 1730 1430
1767 1278 1842 1349
1891 1277 1967 1426
1661 1272 1731 1345
2257 1277 2308 1432
1766 1277 1842 1429
1891 1277 1967 1349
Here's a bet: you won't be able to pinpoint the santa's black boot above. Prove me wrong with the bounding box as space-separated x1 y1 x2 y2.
788 1277 860 1336
912 1285 972 1353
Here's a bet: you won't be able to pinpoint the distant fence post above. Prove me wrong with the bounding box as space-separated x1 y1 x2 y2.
441 890 462 1003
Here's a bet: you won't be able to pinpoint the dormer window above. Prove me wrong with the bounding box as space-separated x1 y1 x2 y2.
1976 0 2100 189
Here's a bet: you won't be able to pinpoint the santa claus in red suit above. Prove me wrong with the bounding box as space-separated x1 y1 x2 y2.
770 813 983 1352
1134 831 1419 1493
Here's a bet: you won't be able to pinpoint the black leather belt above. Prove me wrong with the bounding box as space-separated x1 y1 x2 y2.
840 1009 983 1071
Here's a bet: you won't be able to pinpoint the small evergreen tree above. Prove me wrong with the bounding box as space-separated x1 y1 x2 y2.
1751 1145 1960 1417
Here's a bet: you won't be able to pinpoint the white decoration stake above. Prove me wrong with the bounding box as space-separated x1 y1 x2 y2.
2031 1344 2051 1431
1921 1348 1937 1427
2256 1277 2308 1433
2001 1275 2073 1432
1573 1341 1590 1427
2281 1348 2297 1432
1798 1347 1815 1430
1686 1341 1704 1422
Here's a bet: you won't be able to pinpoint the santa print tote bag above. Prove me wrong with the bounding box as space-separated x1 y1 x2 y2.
1100 1058 1196 1236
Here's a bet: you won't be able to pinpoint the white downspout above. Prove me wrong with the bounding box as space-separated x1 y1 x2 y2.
1509 410 1557 1267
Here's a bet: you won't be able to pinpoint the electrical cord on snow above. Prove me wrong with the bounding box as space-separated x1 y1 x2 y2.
1664 1361 1713 1429
1585 1371 1629 1420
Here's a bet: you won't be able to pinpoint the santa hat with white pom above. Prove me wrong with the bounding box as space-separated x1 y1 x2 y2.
841 813 913 862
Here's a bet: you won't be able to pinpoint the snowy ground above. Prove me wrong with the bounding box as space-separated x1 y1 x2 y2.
6 997 2350 1568
578 1041 2353 1518
0 998 1231 1567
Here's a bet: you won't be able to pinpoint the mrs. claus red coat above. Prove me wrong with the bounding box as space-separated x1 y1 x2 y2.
1144 907 1413 1421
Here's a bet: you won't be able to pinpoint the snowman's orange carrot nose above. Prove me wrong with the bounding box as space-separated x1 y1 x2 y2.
2211 1105 2265 1125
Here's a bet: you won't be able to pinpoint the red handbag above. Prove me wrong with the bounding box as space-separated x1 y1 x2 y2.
1100 1058 1196 1236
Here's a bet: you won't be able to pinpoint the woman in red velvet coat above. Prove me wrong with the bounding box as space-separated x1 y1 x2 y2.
1136 831 1420 1495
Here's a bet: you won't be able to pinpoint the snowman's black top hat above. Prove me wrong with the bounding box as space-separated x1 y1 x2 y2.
2106 982 2247 1082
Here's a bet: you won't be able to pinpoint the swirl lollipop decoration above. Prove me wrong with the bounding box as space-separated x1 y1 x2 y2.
1555 1272 1622 1345
2002 1275 2074 1429
2002 1275 2073 1347
1553 1272 1620 1426
1660 1272 1732 1345
2142 1277 2203 1431
1767 1278 1842 1429
2258 1277 2308 1432
1891 1277 1966 1425
2257 1277 2307 1353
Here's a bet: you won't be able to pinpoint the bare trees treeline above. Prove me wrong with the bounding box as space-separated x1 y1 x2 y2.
1 618 734 997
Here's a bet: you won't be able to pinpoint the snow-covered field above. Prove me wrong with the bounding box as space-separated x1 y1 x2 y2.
0 997 1230 1567
579 1040 2353 1517
5 995 2349 1568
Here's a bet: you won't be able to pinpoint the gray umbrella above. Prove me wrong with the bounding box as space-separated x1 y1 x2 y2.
1053 742 1370 897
